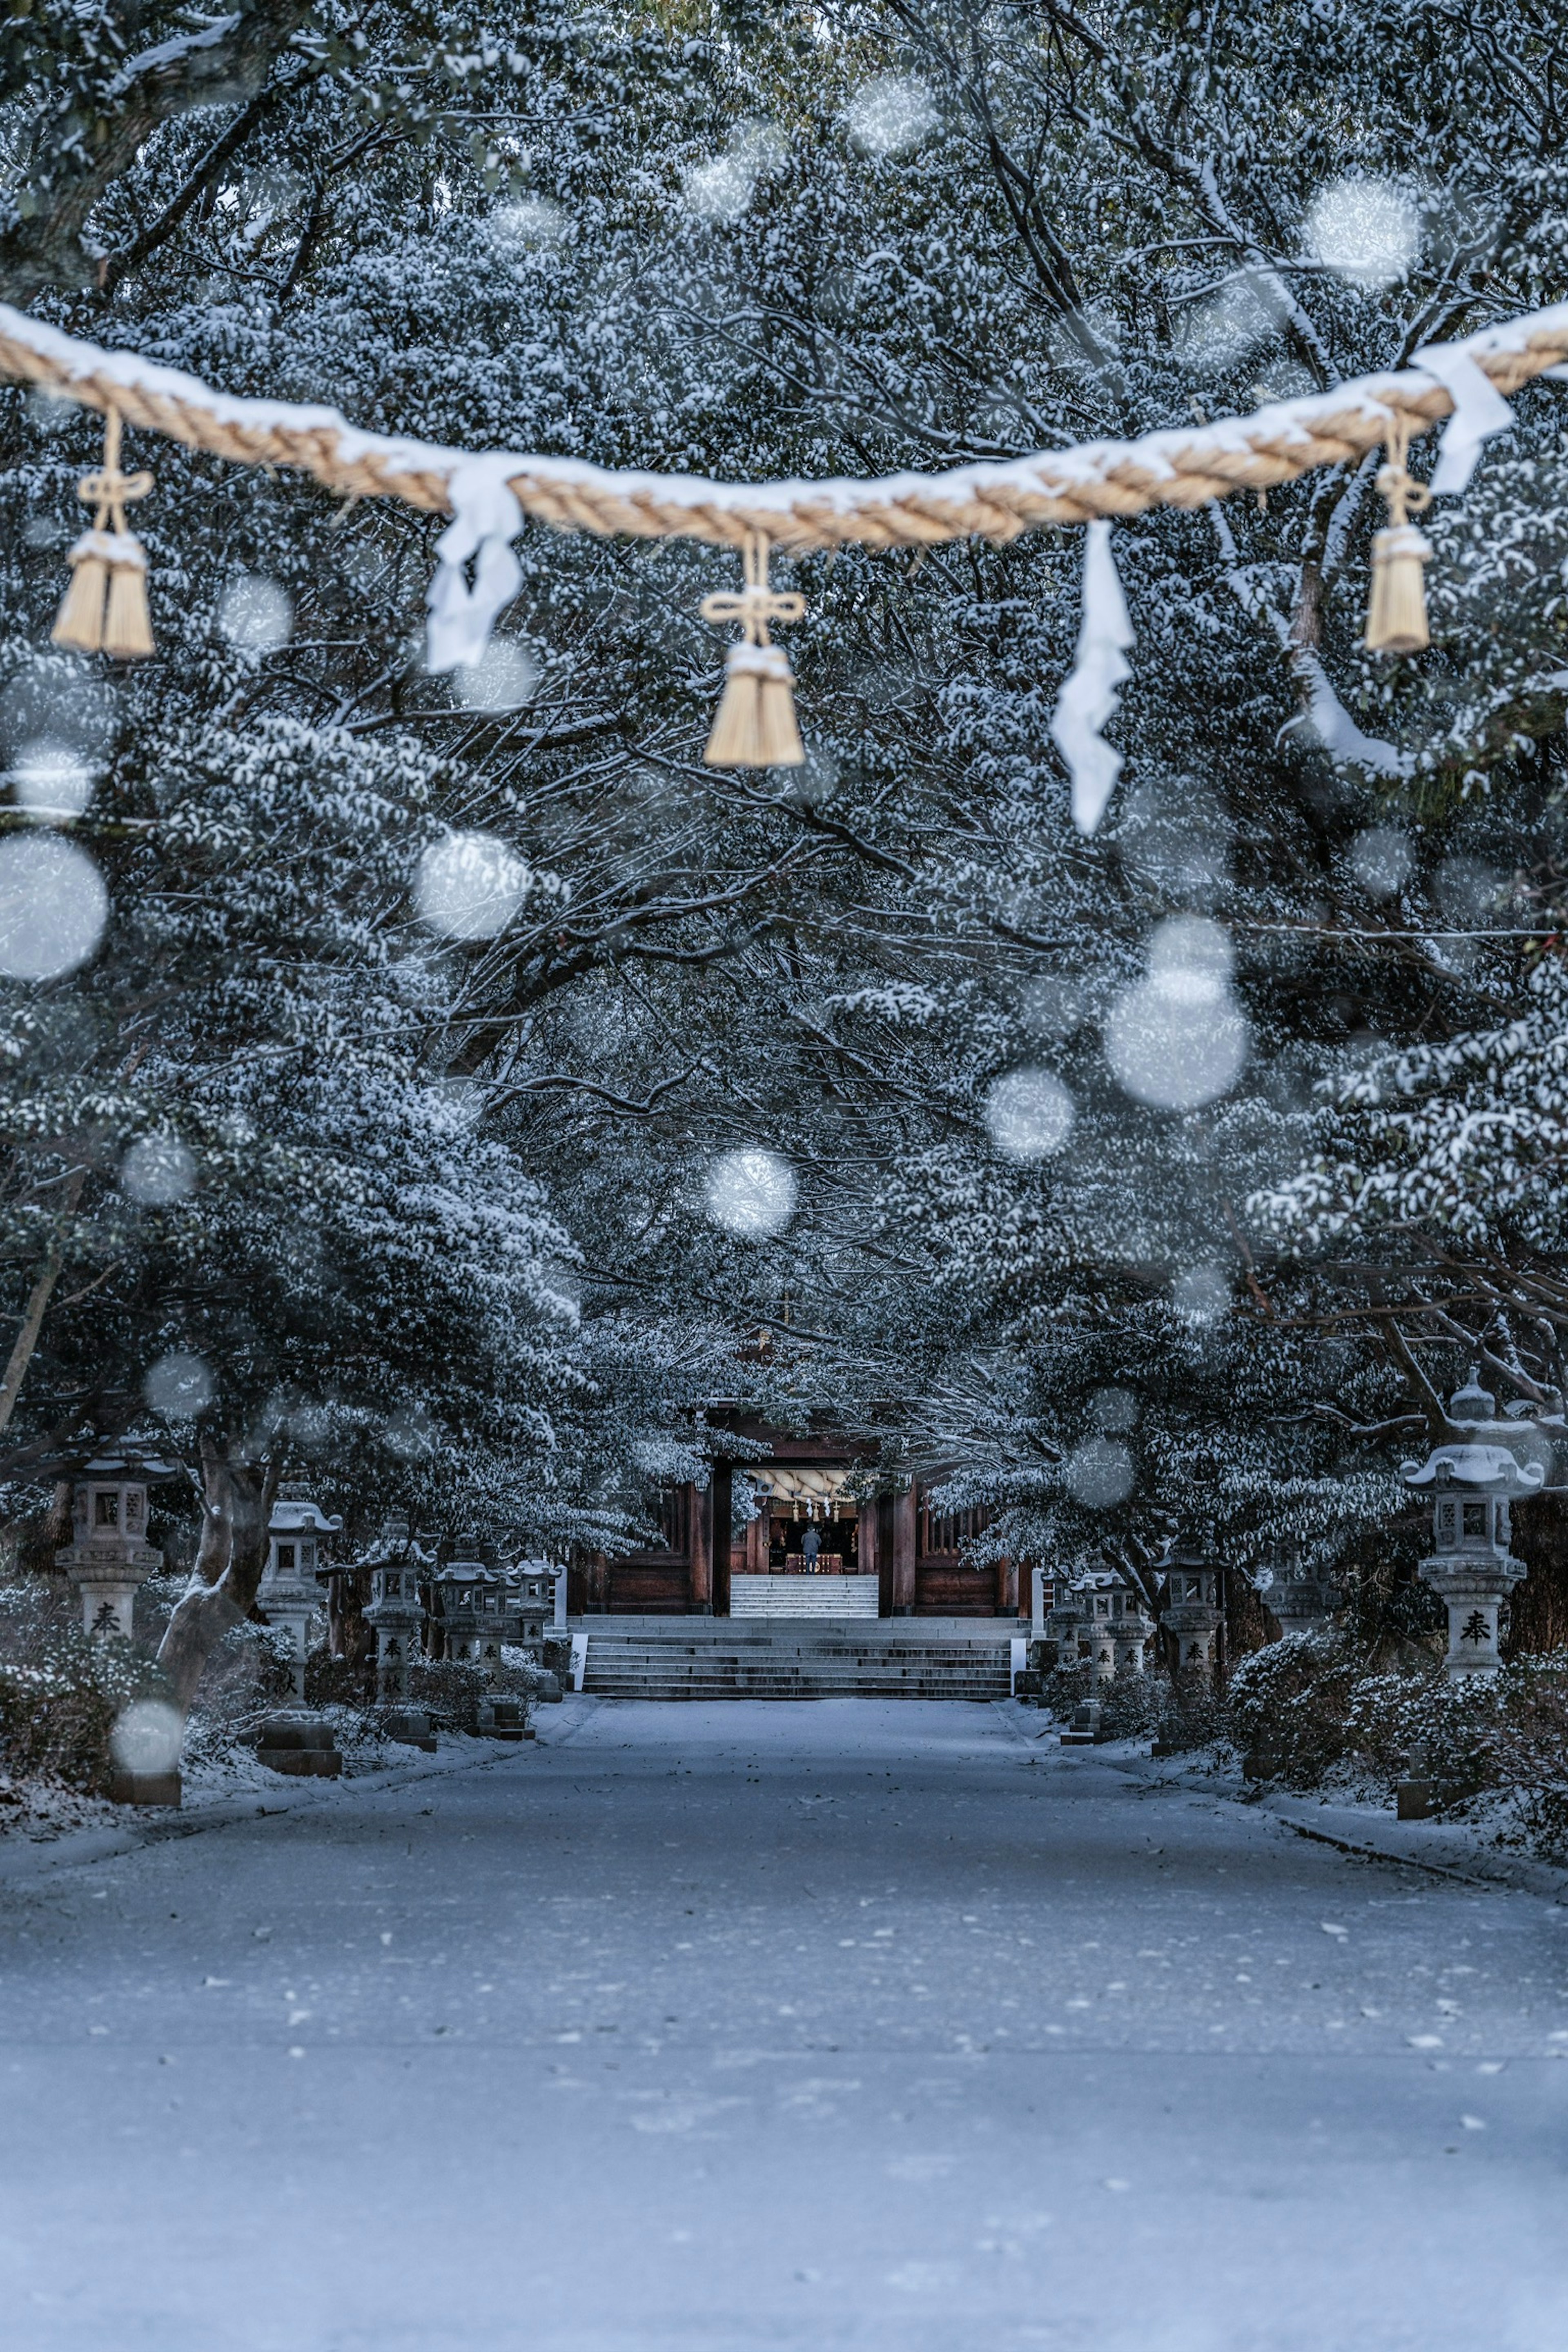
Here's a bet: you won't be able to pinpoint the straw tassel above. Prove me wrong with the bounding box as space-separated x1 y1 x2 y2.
700 532 805 767
1364 419 1432 656
51 408 156 659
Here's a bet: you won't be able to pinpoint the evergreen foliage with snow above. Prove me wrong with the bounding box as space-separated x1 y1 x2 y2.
0 0 1566 1667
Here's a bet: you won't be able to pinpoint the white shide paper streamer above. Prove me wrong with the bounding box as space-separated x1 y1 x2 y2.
425 455 525 673
1051 520 1134 836
1413 340 1516 494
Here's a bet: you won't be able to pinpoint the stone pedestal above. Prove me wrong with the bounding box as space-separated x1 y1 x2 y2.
478 1696 529 1742
109 1768 182 1806
1419 1559 1523 1674
384 1706 437 1752
256 1711 343 1777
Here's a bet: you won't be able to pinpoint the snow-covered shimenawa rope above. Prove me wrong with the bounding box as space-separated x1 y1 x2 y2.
0 298 1561 817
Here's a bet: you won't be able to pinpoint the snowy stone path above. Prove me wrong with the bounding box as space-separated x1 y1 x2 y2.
2 1696 1567 2351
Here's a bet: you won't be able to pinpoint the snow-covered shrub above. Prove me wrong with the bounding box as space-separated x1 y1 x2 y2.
1152 1672 1226 1755
1492 1654 1568 1858
1098 1671 1161 1740
304 1650 371 1711
180 1618 298 1767
0 1581 170 1791
1226 1633 1363 1787
1341 1671 1500 1809
405 1654 536 1734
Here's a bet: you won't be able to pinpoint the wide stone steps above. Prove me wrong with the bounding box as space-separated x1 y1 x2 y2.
579 1633 1012 1702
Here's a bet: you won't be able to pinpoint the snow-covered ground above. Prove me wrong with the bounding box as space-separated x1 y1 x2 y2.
2 1696 1566 2351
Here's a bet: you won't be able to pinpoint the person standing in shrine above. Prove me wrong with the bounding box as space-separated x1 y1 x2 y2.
802 1522 820 1571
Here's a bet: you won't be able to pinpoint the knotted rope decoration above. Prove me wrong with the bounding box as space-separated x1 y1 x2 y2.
51 405 155 659
699 531 806 767
1365 416 1433 656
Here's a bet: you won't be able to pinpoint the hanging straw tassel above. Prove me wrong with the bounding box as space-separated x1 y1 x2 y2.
707 644 805 768
699 532 806 767
102 537 153 659
1365 419 1432 655
51 407 156 659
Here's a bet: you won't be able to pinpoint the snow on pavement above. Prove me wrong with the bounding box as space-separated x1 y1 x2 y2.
2 1696 1566 2351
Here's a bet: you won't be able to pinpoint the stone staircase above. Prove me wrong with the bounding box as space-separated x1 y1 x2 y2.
578 1626 1013 1702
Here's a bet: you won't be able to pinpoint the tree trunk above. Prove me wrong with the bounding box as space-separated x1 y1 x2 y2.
0 1168 88 1441
156 1440 281 1713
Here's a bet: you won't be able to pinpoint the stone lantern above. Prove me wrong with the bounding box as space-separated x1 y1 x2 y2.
1043 1584 1088 1669
1264 1545 1345 1637
1403 1382 1541 1675
361 1515 430 1700
1110 1572 1156 1675
1161 1544 1225 1675
258 1486 341 1699
1074 1569 1156 1681
432 1544 512 1675
508 1558 552 1658
56 1453 175 1639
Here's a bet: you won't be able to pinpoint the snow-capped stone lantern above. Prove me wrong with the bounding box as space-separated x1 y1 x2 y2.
1161 1544 1225 1675
361 1515 430 1699
1265 1544 1345 1637
1403 1375 1541 1675
56 1452 176 1639
259 1486 341 1699
1078 1570 1155 1682
1043 1585 1088 1669
432 1544 514 1676
510 1558 552 1657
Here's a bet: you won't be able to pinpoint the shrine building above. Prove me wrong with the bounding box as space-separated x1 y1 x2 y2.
570 1421 1019 1619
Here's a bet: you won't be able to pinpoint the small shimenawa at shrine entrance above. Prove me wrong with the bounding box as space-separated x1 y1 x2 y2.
568 1420 1018 1621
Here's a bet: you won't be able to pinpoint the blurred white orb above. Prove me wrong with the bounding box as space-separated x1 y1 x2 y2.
217 574 293 654
120 1135 196 1207
110 1699 183 1774
1089 1385 1138 1434
1349 824 1413 899
1063 1435 1134 1509
0 834 108 980
1307 178 1419 287
1172 1263 1232 1324
846 74 938 158
1147 914 1233 987
145 1349 214 1417
682 152 757 222
415 831 532 940
983 1067 1075 1160
705 1147 797 1240
1105 918 1249 1111
453 638 539 712
11 738 94 817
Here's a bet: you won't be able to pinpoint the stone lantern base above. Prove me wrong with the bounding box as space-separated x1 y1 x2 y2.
367 1611 423 1700
1418 1558 1524 1674
109 1766 182 1807
59 1541 161 1640
1164 1605 1223 1675
262 1596 316 1700
1114 1630 1152 1675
